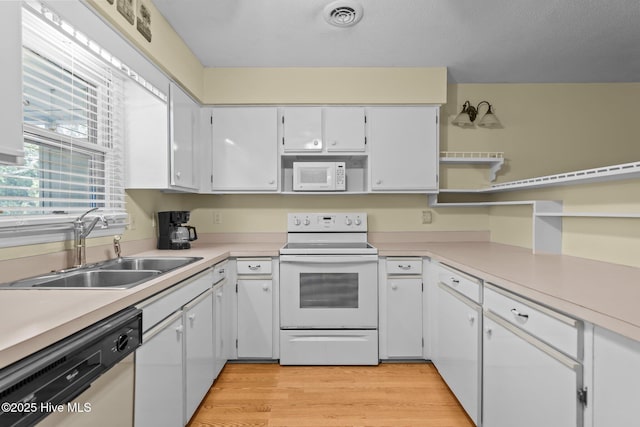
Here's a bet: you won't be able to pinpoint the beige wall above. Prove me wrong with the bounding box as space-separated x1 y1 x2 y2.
202 67 447 104
85 0 204 98
443 83 640 184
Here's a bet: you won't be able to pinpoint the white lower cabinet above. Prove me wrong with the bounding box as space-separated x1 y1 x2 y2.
379 258 423 359
483 312 582 427
135 312 184 427
482 283 584 427
592 326 640 426
135 269 215 427
385 277 423 358
434 283 481 425
237 279 273 358
184 290 215 421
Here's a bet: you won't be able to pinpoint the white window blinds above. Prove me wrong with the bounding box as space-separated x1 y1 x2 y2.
0 3 126 219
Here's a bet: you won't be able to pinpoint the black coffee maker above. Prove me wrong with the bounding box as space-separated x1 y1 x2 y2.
157 211 198 249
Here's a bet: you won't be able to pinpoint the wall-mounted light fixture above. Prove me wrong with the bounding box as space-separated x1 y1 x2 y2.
452 100 501 128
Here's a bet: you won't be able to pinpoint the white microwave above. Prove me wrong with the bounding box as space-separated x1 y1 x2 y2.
293 162 346 191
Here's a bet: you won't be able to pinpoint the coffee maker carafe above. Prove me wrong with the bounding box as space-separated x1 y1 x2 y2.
157 211 198 249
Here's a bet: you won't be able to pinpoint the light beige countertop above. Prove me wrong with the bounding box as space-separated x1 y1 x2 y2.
2 239 640 369
378 242 640 343
0 243 280 368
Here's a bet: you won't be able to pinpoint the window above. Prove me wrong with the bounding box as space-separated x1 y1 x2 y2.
0 3 125 222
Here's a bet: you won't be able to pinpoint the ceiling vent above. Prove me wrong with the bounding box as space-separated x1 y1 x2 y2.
323 1 364 27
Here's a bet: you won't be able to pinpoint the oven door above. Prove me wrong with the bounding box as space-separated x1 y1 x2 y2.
280 254 378 329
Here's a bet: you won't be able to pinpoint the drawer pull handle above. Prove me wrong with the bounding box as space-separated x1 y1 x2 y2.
451 277 460 284
248 265 261 270
511 308 529 319
398 265 411 270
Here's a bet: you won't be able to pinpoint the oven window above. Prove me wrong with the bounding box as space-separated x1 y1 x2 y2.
299 273 358 308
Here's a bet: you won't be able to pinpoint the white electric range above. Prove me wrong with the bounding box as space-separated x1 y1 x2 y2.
279 213 379 365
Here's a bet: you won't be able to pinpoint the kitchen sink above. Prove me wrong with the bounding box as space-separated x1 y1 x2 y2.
96 256 201 273
1 256 203 289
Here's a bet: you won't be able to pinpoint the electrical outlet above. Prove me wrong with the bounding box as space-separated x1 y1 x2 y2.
213 211 222 224
422 210 433 224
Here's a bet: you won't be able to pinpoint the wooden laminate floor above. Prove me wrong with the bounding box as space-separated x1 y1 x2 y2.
188 363 475 427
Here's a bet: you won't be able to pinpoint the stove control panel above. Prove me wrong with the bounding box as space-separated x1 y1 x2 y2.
287 213 367 232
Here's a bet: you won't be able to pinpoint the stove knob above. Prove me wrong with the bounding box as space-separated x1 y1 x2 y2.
303 218 311 226
345 218 352 226
116 334 129 352
354 218 362 226
294 217 301 226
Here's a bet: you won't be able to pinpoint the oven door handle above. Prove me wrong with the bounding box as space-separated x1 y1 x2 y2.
280 255 379 264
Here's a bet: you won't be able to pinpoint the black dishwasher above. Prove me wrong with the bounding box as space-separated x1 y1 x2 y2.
0 307 142 427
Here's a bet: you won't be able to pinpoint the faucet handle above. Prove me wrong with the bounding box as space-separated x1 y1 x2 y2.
76 207 99 221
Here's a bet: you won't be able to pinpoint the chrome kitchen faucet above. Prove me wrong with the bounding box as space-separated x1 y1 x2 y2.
73 207 108 268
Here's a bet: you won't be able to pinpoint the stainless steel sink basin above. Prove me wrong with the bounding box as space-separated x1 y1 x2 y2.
1 256 203 289
6 270 159 289
96 256 201 273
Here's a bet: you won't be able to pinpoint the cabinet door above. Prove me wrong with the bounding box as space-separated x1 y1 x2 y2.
282 107 323 152
324 107 366 152
211 107 278 191
386 277 423 358
184 290 214 423
593 326 640 427
237 279 273 358
213 282 226 378
170 82 198 190
368 106 438 191
434 284 481 425
135 313 184 427
0 2 23 164
483 312 581 427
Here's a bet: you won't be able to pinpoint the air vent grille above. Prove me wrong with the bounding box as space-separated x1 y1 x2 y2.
324 1 363 27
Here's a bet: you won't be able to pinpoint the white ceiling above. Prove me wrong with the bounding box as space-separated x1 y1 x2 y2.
151 0 640 83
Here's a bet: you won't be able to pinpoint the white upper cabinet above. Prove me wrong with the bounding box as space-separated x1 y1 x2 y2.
210 107 278 191
282 107 323 152
368 106 439 192
325 107 366 152
282 107 366 153
0 2 24 165
169 82 199 190
124 81 170 189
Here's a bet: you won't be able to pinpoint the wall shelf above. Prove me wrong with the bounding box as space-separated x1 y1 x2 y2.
489 161 640 192
440 151 505 182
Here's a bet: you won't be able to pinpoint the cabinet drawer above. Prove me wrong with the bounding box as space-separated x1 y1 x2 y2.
237 258 272 275
484 284 581 359
386 258 422 275
212 261 228 284
438 263 481 303
137 269 212 333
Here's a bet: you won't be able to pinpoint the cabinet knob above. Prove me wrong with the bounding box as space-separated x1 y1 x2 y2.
485 327 492 337
313 139 320 146
468 314 475 324
176 325 184 337
262 284 270 291
391 283 398 290
268 179 275 185
376 180 382 185
216 292 223 298
188 314 196 326
176 172 181 179
331 141 337 146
